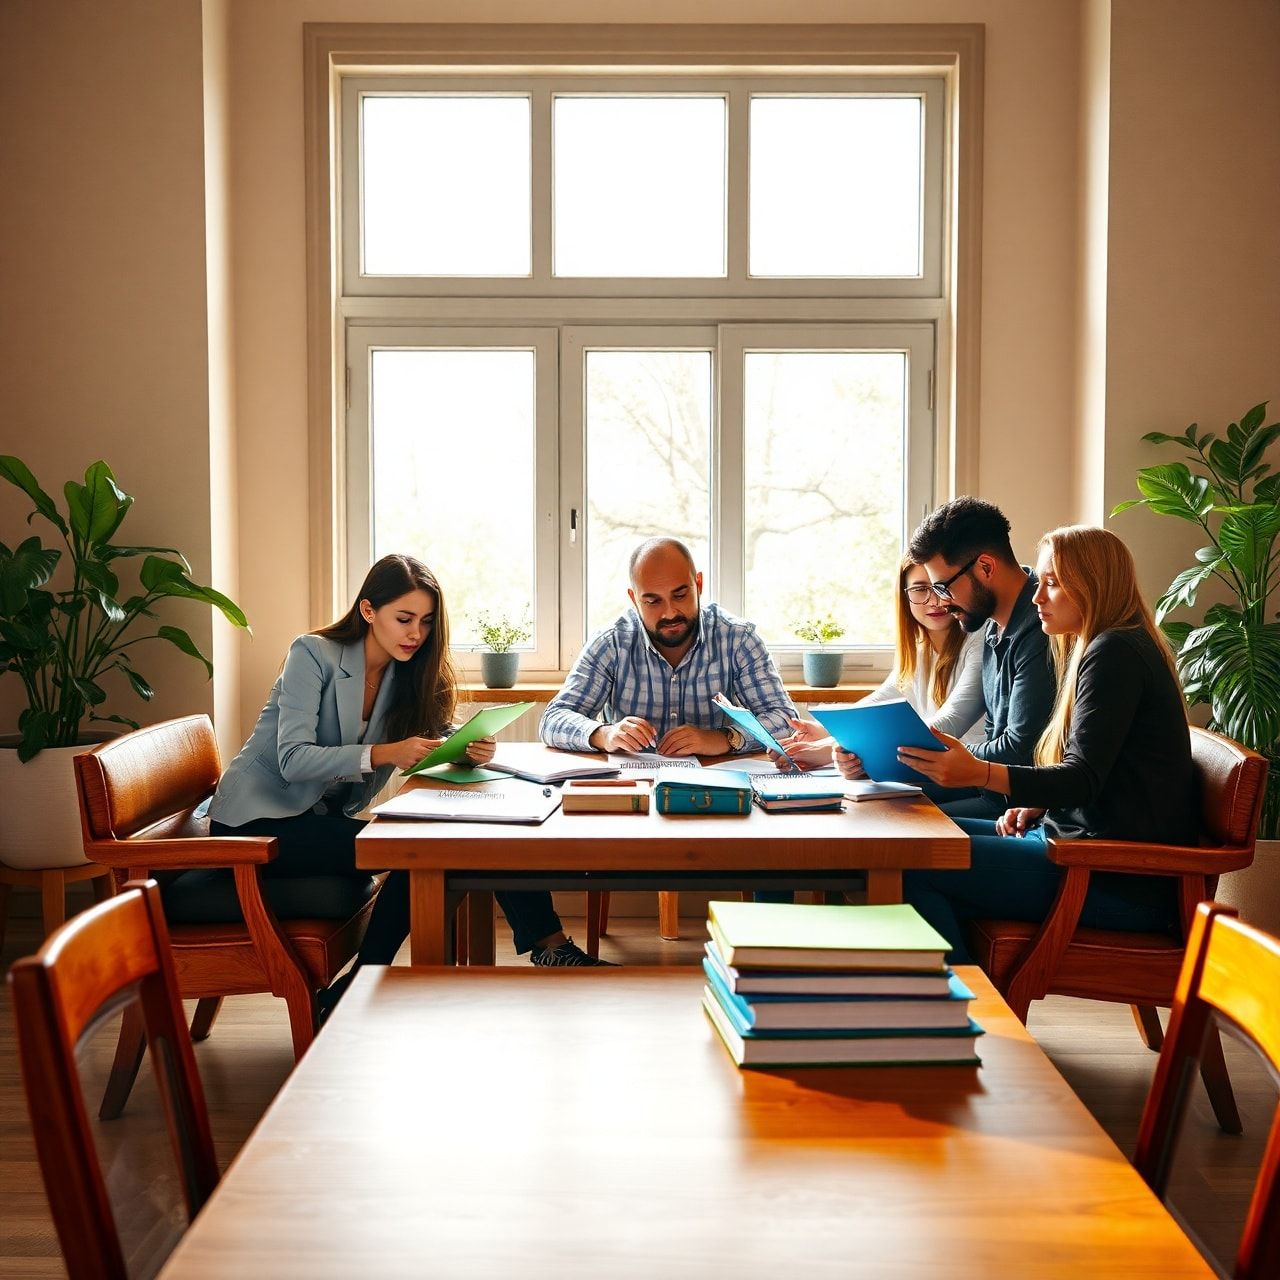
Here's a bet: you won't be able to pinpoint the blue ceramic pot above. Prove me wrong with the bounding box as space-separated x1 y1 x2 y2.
802 650 844 688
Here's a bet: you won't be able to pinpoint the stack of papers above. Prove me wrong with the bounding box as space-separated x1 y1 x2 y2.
372 780 560 825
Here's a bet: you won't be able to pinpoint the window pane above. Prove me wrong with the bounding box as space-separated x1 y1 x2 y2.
554 98 726 277
371 350 535 647
750 98 922 277
743 351 907 647
585 351 712 634
362 97 530 276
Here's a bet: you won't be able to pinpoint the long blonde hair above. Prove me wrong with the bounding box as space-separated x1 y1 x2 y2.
1033 526 1183 765
893 556 967 707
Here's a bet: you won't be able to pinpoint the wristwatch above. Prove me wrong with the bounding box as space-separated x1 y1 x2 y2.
724 725 746 752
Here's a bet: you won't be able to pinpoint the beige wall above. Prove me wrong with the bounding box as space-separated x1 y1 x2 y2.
1100 0 1280 605
0 0 216 739
2 1 1277 750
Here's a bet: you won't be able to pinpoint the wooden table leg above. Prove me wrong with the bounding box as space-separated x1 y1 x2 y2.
466 890 496 966
409 870 448 965
866 869 903 905
658 891 679 941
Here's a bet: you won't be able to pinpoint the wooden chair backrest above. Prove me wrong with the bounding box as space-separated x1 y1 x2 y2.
76 714 221 845
6 881 220 1280
1135 902 1280 1278
1190 726 1268 850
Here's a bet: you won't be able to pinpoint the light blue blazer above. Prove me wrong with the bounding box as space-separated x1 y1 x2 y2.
208 634 398 827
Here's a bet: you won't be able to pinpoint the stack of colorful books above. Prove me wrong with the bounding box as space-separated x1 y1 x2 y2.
701 900 984 1068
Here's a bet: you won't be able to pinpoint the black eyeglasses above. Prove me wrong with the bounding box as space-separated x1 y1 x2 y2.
927 555 980 602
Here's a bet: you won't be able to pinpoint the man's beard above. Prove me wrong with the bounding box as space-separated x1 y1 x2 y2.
645 610 700 650
948 578 998 633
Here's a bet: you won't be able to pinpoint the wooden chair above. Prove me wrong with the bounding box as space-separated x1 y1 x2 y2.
1135 901 1280 1278
966 726 1268 1133
74 714 381 1116
7 880 219 1280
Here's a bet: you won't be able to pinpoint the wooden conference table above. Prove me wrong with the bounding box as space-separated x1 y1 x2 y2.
356 766 969 965
159 967 1210 1278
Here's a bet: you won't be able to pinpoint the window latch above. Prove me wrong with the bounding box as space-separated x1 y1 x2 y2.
570 507 579 545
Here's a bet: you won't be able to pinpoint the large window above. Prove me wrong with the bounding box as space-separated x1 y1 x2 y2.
337 71 950 676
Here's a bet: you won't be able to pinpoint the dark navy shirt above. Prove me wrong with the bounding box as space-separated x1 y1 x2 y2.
971 570 1056 766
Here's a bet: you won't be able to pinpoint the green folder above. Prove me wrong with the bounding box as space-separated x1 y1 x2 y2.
401 702 535 775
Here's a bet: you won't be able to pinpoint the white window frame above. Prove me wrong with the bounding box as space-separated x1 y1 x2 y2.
306 25 985 669
339 74 945 300
346 324 561 675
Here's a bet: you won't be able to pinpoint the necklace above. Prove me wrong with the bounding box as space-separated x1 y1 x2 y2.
365 671 384 690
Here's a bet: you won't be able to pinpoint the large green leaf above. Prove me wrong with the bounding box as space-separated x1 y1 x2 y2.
0 538 60 616
1178 618 1280 751
1155 559 1220 623
1134 463 1215 522
72 677 107 707
77 558 120 599
1240 402 1269 434
97 543 190 571
15 708 55 761
1255 475 1280 503
141 557 250 631
0 457 68 534
157 624 213 677
122 667 154 701
1218 504 1280 585
64 461 125 547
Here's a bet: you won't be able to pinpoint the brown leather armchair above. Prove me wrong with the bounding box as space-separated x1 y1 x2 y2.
966 726 1268 1133
74 715 380 1115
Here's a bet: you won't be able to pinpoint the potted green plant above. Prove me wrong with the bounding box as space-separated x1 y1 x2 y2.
1114 401 1280 924
794 614 847 688
473 609 531 689
0 457 250 869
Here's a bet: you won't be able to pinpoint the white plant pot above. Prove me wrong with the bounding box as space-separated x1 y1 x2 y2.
1214 839 1280 937
0 737 106 870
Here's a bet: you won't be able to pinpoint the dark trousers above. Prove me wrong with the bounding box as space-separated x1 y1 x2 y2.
903 817 1177 964
211 812 563 959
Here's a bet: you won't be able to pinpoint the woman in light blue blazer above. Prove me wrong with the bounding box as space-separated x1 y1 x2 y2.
209 555 603 1014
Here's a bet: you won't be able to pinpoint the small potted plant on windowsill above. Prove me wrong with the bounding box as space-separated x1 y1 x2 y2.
473 610 532 689
794 615 847 688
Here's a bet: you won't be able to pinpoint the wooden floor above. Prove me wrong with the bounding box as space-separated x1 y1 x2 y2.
2 903 1275 1279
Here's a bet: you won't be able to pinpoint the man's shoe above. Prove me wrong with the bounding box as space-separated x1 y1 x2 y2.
529 938 618 967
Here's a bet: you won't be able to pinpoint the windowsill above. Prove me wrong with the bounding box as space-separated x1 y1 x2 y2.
458 681 877 705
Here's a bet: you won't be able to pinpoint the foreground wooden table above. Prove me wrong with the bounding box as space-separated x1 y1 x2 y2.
358 778 968 964
161 968 1209 1278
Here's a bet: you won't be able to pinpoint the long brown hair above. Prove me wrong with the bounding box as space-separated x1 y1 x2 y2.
314 554 457 742
893 555 967 706
1033 525 1183 765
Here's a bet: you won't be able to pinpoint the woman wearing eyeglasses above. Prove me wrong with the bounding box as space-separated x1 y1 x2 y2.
890 524 1191 960
778 556 985 771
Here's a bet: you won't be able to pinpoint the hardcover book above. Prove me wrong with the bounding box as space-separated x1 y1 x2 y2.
703 942 956 997
702 988 984 1068
702 957 974 1030
561 778 652 813
707 901 950 971
654 767 752 816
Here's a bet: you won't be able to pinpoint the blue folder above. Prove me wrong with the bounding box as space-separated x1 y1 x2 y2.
809 699 944 785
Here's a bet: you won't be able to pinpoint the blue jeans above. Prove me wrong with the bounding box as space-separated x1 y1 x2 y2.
903 817 1178 964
